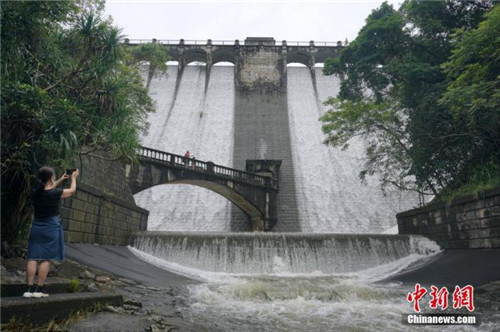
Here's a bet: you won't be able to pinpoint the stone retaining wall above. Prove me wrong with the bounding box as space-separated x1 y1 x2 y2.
77 152 135 204
397 187 500 249
60 183 148 246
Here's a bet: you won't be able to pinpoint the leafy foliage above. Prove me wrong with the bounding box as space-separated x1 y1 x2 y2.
321 0 497 197
439 5 500 190
1 1 162 242
127 42 170 89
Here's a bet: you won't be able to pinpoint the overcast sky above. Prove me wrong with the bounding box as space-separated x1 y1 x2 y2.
104 1 401 44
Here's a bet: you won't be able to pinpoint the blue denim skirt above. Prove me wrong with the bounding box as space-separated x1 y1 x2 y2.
27 216 65 261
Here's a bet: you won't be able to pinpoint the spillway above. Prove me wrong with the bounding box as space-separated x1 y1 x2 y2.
287 67 416 232
134 65 235 231
134 64 417 232
131 231 440 274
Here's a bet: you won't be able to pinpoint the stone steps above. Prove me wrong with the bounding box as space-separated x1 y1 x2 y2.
1 292 123 325
1 282 78 298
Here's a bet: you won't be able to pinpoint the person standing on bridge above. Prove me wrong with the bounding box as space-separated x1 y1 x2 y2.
184 150 190 167
23 166 79 298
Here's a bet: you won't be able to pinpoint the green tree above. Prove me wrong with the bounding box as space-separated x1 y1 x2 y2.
127 42 170 89
1 1 156 243
439 5 500 190
320 0 494 197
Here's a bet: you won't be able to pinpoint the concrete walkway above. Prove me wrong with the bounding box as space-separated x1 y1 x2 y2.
381 248 500 287
66 243 194 288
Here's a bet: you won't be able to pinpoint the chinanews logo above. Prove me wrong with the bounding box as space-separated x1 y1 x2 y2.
404 284 477 325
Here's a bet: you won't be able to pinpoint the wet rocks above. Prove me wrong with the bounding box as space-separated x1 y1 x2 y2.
79 269 96 280
54 260 84 279
149 324 161 332
95 276 112 283
124 299 143 308
104 305 126 314
119 277 138 286
87 282 100 292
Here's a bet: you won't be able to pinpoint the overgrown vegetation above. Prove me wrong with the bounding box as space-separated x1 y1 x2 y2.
321 1 499 200
68 278 82 293
1 0 167 243
127 42 169 89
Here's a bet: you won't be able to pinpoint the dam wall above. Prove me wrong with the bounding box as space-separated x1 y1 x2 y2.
132 37 419 232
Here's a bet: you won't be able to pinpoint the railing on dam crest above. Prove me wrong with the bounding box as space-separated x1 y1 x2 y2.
137 146 279 190
122 38 348 47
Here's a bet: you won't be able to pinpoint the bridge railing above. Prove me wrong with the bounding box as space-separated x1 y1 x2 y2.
137 146 279 190
124 39 235 45
122 39 345 47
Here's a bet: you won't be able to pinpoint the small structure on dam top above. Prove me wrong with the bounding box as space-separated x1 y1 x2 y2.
125 146 282 231
124 37 343 91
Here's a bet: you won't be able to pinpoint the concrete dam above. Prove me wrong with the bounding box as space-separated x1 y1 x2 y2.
132 37 418 233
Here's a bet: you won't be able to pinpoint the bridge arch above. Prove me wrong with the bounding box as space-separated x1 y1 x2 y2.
182 48 208 65
314 49 339 63
211 48 236 66
126 147 280 231
286 51 311 68
136 179 263 227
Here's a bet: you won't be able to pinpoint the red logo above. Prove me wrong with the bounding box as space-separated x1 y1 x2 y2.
429 286 449 310
407 283 427 312
407 284 474 313
452 285 475 312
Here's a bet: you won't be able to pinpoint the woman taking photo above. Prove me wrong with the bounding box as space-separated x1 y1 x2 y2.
23 166 79 298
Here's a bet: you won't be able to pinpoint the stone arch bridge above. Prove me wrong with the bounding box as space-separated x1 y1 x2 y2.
124 37 343 91
125 146 282 231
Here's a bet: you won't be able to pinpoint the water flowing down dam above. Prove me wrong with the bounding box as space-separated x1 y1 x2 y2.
131 232 440 275
134 63 417 232
135 65 235 231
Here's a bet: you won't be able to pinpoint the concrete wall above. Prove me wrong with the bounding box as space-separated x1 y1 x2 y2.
397 187 500 249
235 46 285 90
231 90 300 232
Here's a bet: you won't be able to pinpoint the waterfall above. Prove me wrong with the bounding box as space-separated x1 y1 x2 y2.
131 231 440 274
134 65 234 231
134 64 418 232
287 66 418 233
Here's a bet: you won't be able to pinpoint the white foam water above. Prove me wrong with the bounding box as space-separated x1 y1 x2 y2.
131 232 440 274
134 65 234 231
287 67 418 233
128 241 499 332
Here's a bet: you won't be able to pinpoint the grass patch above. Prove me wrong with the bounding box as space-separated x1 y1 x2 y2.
436 176 500 203
434 159 500 203
68 279 82 293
